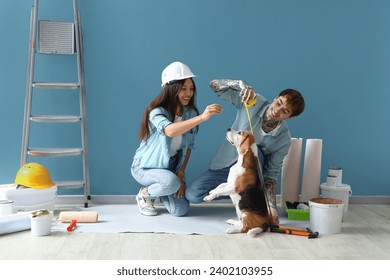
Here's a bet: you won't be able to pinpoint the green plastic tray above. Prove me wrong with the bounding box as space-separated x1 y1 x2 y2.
285 201 310 220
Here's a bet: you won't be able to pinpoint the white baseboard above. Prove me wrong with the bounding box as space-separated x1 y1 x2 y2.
56 194 390 206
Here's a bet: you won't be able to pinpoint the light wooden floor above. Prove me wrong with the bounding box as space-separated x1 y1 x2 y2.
1 204 389 260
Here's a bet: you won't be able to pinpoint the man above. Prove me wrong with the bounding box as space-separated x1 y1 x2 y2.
185 79 305 224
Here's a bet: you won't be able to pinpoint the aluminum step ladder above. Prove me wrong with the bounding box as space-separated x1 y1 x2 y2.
21 0 91 207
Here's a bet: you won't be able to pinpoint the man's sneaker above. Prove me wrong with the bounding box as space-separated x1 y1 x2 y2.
136 188 157 216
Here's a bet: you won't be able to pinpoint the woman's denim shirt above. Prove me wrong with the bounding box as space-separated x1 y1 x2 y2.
133 106 198 169
209 88 292 181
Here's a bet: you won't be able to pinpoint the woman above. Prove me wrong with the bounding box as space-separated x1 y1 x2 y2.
131 61 222 216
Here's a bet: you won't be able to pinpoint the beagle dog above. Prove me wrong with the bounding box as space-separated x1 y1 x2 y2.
204 129 271 236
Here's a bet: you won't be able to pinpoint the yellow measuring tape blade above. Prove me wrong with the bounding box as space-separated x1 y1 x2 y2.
244 101 255 133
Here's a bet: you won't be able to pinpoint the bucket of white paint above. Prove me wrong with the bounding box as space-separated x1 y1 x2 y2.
0 200 14 217
327 167 342 186
326 175 338 187
30 210 53 236
309 198 344 235
320 183 352 212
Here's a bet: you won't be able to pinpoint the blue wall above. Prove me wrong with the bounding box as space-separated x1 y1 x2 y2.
1 0 389 196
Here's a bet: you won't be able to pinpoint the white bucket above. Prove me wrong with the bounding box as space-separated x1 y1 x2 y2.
30 210 53 236
326 175 338 187
328 167 342 186
320 183 352 212
309 198 344 235
0 200 15 217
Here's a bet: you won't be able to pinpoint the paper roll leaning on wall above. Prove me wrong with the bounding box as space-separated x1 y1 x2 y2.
300 139 323 202
280 138 303 210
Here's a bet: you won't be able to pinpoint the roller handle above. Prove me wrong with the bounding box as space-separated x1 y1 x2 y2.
67 219 77 232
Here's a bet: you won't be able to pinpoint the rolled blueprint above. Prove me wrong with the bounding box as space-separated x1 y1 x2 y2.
300 139 323 201
280 138 303 210
0 212 31 235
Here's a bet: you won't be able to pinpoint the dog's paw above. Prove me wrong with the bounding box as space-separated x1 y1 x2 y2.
208 189 216 195
203 195 213 202
247 227 264 238
226 227 241 234
226 219 241 226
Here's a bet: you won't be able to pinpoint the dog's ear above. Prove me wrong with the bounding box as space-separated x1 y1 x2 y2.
239 134 249 146
239 132 256 154
238 134 250 154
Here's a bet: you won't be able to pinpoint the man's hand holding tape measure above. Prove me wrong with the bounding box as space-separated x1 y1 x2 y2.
239 80 257 107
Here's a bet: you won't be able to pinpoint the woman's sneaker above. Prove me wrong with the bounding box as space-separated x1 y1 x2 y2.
136 188 157 216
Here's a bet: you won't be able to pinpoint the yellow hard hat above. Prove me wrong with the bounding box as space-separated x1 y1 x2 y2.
14 162 54 189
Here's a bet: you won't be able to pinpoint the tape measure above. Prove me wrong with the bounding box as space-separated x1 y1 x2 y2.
244 98 256 133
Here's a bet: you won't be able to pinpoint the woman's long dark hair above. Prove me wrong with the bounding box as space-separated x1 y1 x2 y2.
138 78 199 141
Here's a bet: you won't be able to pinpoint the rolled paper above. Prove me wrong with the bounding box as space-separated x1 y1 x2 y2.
280 138 303 210
0 212 31 235
301 139 323 201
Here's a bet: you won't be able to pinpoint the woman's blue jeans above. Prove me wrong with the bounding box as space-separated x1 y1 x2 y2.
131 154 189 217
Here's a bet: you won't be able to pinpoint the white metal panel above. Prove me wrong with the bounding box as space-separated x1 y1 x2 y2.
38 20 75 54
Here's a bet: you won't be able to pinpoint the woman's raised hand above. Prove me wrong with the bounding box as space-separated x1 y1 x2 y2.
201 104 223 121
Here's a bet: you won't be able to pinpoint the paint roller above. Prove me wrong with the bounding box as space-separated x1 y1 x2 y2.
59 211 98 232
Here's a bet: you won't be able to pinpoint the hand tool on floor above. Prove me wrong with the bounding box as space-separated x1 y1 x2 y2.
268 224 319 239
59 211 98 232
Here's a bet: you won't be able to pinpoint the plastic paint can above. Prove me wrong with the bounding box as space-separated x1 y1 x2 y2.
0 200 14 217
30 210 53 236
328 167 342 186
309 198 344 235
326 175 338 187
320 183 352 212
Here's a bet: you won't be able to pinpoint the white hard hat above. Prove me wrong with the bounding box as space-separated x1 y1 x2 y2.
161 61 196 87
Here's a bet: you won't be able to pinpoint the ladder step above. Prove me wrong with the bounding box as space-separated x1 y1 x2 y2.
32 82 80 89
30 115 81 123
55 180 85 189
28 148 82 157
